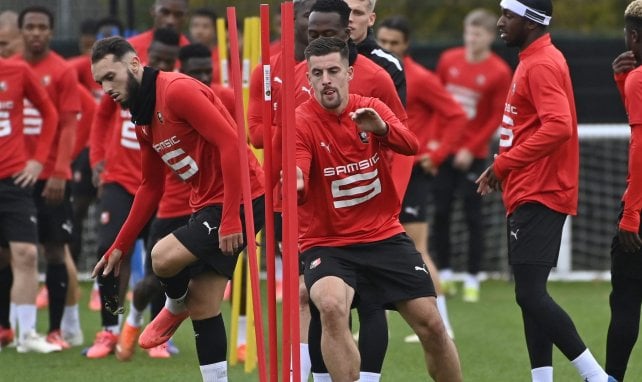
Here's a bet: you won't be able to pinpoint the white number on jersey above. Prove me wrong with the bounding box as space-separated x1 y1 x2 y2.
0 112 11 137
499 114 514 148
23 99 42 135
120 120 140 149
331 169 381 209
161 148 199 181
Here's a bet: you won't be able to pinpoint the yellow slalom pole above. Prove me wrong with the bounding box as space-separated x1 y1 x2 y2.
217 18 229 87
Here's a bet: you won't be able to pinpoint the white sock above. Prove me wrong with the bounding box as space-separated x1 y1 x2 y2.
531 366 553 382
571 349 608 381
237 315 247 346
464 273 480 289
15 304 36 341
436 295 453 335
9 302 16 330
165 291 188 315
359 371 381 381
312 373 332 382
61 304 81 334
440 268 453 281
200 361 228 382
105 324 120 335
300 343 311 381
126 302 144 328
275 255 283 281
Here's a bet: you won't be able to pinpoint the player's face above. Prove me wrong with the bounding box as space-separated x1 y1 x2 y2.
21 12 52 56
294 0 314 46
189 16 215 46
152 0 187 31
147 41 179 72
307 52 353 112
308 12 351 43
0 26 23 58
376 26 407 58
181 57 213 85
345 0 375 44
92 53 141 109
497 8 528 48
464 24 495 55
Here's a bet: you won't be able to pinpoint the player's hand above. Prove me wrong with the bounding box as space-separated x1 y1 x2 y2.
13 160 43 188
476 164 501 195
453 149 474 172
92 248 123 278
350 108 387 135
220 232 244 256
42 177 66 205
612 51 637 74
618 228 642 253
419 154 437 176
92 161 104 188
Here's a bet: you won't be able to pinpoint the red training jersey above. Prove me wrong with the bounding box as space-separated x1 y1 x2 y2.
0 59 58 179
617 67 642 231
68 55 104 102
128 29 191 66
437 47 512 159
296 94 418 252
493 34 578 216
404 55 467 166
110 72 264 254
16 51 81 180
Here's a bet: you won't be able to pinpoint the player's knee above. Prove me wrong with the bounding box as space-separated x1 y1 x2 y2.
10 243 38 271
515 287 546 312
150 244 174 278
314 295 349 328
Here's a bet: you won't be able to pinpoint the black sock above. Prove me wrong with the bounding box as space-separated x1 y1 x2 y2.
357 303 388 373
158 268 190 299
192 314 227 365
0 265 12 328
308 302 327 373
46 263 68 332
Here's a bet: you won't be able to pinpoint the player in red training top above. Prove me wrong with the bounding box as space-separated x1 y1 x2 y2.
476 1 610 381
0 58 60 353
376 14 467 343
435 8 512 302
296 37 461 382
15 5 82 350
188 8 222 86
90 37 264 381
605 2 642 381
85 28 181 360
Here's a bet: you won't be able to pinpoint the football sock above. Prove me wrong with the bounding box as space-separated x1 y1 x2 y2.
46 263 68 332
158 268 190 300
436 295 454 336
0 265 13 327
311 373 332 382
126 302 144 327
308 303 327 373
359 372 381 382
105 324 120 335
9 302 16 329
572 349 608 381
61 304 81 334
164 290 188 315
300 343 311 381
15 304 36 341
464 273 479 289
199 361 228 382
193 314 227 365
531 366 553 382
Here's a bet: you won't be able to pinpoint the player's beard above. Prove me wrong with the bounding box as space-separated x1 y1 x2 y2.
319 87 342 110
120 70 140 109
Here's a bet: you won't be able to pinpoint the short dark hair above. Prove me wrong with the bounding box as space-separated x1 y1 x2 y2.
18 5 54 29
91 36 136 63
179 43 211 63
191 7 218 25
310 0 351 28
153 27 180 46
625 1 642 31
304 36 349 61
379 16 411 42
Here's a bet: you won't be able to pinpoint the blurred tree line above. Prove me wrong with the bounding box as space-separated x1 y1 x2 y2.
130 0 631 42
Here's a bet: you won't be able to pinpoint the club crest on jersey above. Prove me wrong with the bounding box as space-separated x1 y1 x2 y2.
358 131 369 144
310 258 321 270
157 112 164 124
476 74 486 86
42 75 51 86
0 81 7 92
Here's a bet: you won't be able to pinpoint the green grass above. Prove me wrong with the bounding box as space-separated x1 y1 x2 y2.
2 280 641 381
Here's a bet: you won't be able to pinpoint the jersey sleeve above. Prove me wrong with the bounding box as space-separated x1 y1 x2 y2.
107 127 165 256
369 67 408 125
89 94 117 167
620 71 642 231
24 65 59 165
493 64 573 179
166 80 243 236
367 97 418 156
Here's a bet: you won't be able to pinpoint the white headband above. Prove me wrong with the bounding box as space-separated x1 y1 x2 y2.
500 0 552 26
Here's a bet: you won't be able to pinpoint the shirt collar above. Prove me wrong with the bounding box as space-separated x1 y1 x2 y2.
519 33 552 60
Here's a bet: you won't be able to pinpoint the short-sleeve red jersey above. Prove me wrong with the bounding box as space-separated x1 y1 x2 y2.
0 59 58 179
493 34 578 216
110 72 264 253
90 95 142 195
437 47 512 159
618 67 642 231
128 29 191 65
68 55 103 102
16 51 81 180
295 94 417 252
404 56 467 166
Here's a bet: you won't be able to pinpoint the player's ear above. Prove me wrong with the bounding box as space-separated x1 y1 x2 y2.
368 12 376 28
129 55 142 74
347 65 354 81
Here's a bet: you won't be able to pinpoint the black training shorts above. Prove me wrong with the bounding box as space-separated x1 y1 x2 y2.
507 202 566 266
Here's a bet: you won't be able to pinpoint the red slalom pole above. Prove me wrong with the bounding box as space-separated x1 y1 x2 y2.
259 4 278 382
281 2 300 381
226 7 267 382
